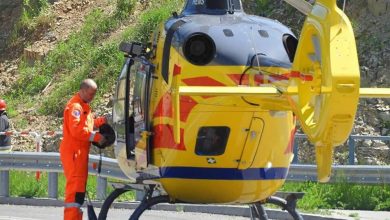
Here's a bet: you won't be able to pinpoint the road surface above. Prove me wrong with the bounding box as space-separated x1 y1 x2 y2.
1 204 390 220
0 205 248 220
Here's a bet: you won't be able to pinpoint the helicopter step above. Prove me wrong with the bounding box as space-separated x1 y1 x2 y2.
97 183 305 220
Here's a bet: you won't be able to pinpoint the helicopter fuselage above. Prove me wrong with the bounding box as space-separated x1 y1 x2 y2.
113 9 298 204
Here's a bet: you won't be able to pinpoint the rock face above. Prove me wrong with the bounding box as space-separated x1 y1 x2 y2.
0 0 23 52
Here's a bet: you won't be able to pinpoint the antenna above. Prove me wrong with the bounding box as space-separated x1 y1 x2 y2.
283 0 313 15
342 0 347 11
228 0 234 14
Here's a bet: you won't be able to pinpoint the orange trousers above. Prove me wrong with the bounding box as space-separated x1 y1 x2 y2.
61 146 89 220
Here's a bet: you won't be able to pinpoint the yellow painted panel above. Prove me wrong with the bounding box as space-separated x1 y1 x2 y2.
238 117 264 170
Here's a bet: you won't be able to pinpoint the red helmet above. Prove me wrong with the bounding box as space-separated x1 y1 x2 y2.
0 99 6 110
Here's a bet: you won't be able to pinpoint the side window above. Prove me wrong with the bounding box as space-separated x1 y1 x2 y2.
131 62 147 123
195 126 230 156
113 61 131 140
114 78 126 122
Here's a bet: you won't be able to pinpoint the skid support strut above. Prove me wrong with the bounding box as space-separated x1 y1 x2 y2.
98 183 170 220
129 185 170 220
250 193 304 220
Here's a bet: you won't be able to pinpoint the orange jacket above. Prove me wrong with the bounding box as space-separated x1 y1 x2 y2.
60 93 106 153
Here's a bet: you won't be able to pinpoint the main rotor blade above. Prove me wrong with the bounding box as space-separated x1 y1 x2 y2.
360 88 390 98
179 86 281 97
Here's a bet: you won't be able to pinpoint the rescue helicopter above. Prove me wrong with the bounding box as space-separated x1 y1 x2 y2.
95 0 390 219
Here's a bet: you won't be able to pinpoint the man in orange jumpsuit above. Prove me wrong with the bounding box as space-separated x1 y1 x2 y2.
60 79 107 220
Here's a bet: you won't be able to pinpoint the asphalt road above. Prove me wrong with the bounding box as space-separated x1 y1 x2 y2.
1 204 390 220
0 205 248 220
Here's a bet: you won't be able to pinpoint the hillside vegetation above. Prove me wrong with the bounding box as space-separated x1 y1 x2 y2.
5 0 183 118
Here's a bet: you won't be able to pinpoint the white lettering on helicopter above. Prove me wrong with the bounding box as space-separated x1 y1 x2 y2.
193 0 205 5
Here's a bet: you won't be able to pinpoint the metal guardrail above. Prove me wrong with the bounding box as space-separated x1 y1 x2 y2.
1 152 390 202
0 152 126 180
293 134 390 165
288 164 390 184
2 131 388 166
0 152 127 200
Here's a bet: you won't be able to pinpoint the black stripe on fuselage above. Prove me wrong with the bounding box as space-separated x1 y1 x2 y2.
162 20 186 83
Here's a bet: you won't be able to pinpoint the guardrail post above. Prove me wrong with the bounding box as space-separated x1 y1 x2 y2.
348 136 356 165
0 170 9 197
136 191 145 201
96 176 107 201
48 172 58 199
292 138 299 164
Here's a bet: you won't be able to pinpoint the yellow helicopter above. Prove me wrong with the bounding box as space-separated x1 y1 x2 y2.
97 0 390 219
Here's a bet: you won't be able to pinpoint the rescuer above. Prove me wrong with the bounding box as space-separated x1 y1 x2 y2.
60 79 108 220
0 99 11 151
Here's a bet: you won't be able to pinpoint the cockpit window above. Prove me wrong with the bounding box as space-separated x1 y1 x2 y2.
183 0 242 15
206 0 227 10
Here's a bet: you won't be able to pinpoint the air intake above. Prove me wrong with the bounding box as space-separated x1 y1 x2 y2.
183 33 216 65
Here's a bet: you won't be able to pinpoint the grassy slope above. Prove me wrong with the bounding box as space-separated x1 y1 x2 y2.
5 0 184 117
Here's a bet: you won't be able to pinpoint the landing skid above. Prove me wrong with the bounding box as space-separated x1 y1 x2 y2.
97 183 169 220
98 183 304 220
250 193 304 220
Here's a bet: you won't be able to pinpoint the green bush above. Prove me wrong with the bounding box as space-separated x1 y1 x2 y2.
281 181 390 211
115 0 135 19
123 0 183 43
11 0 52 43
10 171 135 201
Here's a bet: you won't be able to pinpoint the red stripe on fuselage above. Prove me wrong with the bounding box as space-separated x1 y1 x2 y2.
228 74 265 86
284 127 297 155
153 93 198 122
153 92 173 118
153 124 186 150
182 77 226 86
182 77 225 99
180 96 198 122
229 72 313 86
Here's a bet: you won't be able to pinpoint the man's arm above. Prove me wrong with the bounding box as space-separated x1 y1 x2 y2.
94 116 107 128
67 104 103 143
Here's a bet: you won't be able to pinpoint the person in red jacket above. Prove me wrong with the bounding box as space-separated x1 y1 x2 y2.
60 79 107 220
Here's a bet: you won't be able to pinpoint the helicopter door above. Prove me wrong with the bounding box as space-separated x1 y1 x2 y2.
131 59 153 169
238 117 264 169
112 56 153 168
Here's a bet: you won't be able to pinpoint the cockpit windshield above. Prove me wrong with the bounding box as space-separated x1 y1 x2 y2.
183 0 242 15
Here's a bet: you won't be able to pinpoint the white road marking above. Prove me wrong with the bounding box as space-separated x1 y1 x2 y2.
0 217 39 220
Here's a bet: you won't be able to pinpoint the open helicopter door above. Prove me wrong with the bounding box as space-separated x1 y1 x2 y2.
113 42 153 170
131 58 154 169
